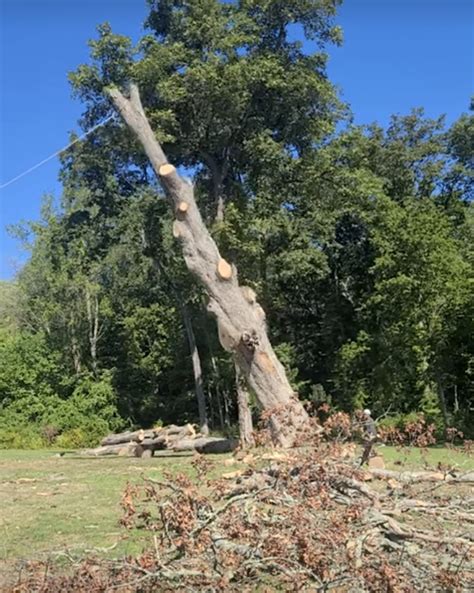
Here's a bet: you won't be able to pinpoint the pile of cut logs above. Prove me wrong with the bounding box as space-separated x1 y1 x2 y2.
82 424 237 458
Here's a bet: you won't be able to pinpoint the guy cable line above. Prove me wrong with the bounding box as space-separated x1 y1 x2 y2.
0 115 115 191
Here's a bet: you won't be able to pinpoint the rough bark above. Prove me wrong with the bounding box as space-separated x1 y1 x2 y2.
215 196 225 223
203 328 225 430
83 443 136 456
107 84 309 447
367 468 474 483
86 432 236 457
139 435 168 449
145 238 209 435
215 385 225 431
101 429 154 446
453 384 459 413
69 310 82 375
435 376 449 439
171 436 238 454
85 286 100 374
200 151 228 223
163 424 196 437
100 424 196 447
235 363 255 448
181 303 209 435
70 336 82 375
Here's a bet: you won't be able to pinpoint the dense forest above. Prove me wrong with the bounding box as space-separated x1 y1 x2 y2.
1 0 473 448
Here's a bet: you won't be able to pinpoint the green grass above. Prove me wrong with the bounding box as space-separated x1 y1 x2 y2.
377 444 474 471
0 449 231 574
0 445 472 580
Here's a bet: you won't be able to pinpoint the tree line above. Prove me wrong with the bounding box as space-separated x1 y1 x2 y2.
1 0 473 448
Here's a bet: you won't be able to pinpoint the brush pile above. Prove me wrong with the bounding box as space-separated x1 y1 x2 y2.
12 441 473 592
9 414 474 591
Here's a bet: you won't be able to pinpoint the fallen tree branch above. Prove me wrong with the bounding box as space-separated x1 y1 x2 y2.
12 448 474 592
368 468 474 483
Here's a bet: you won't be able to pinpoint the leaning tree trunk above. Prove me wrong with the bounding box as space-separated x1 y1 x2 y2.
107 84 309 447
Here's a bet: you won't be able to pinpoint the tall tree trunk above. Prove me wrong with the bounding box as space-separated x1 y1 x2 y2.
203 318 225 430
235 363 255 448
107 84 309 447
453 384 459 414
208 386 215 428
215 386 225 432
146 248 209 436
223 389 231 429
71 336 82 375
85 286 100 374
216 195 225 224
69 311 82 375
201 151 227 223
203 323 225 430
181 303 209 435
436 377 449 440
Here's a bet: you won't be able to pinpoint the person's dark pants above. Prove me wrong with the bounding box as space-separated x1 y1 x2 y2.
359 437 378 466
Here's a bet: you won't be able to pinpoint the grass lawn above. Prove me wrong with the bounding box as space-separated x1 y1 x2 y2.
0 450 231 579
0 445 472 583
376 443 474 471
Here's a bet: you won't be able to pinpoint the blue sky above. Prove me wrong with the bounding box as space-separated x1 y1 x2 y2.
0 0 473 280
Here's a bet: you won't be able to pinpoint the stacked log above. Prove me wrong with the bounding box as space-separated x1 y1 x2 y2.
82 424 237 457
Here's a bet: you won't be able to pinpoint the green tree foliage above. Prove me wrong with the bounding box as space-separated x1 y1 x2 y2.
2 2 473 445
0 328 121 447
69 0 344 222
335 197 471 414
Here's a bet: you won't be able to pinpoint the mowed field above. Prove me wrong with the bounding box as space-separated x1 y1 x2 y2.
0 446 472 585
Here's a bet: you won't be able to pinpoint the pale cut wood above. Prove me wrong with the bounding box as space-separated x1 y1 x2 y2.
180 423 197 438
177 201 189 213
100 432 135 446
85 426 238 457
83 443 137 456
222 470 245 479
107 84 310 447
159 163 175 176
216 258 232 280
100 424 195 447
368 455 385 469
163 424 182 435
172 220 181 238
165 424 196 437
101 429 155 446
240 286 256 304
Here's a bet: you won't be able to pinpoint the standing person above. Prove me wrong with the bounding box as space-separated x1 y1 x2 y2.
359 409 378 467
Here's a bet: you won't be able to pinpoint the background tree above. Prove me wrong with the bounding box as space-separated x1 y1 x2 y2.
1 1 472 446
